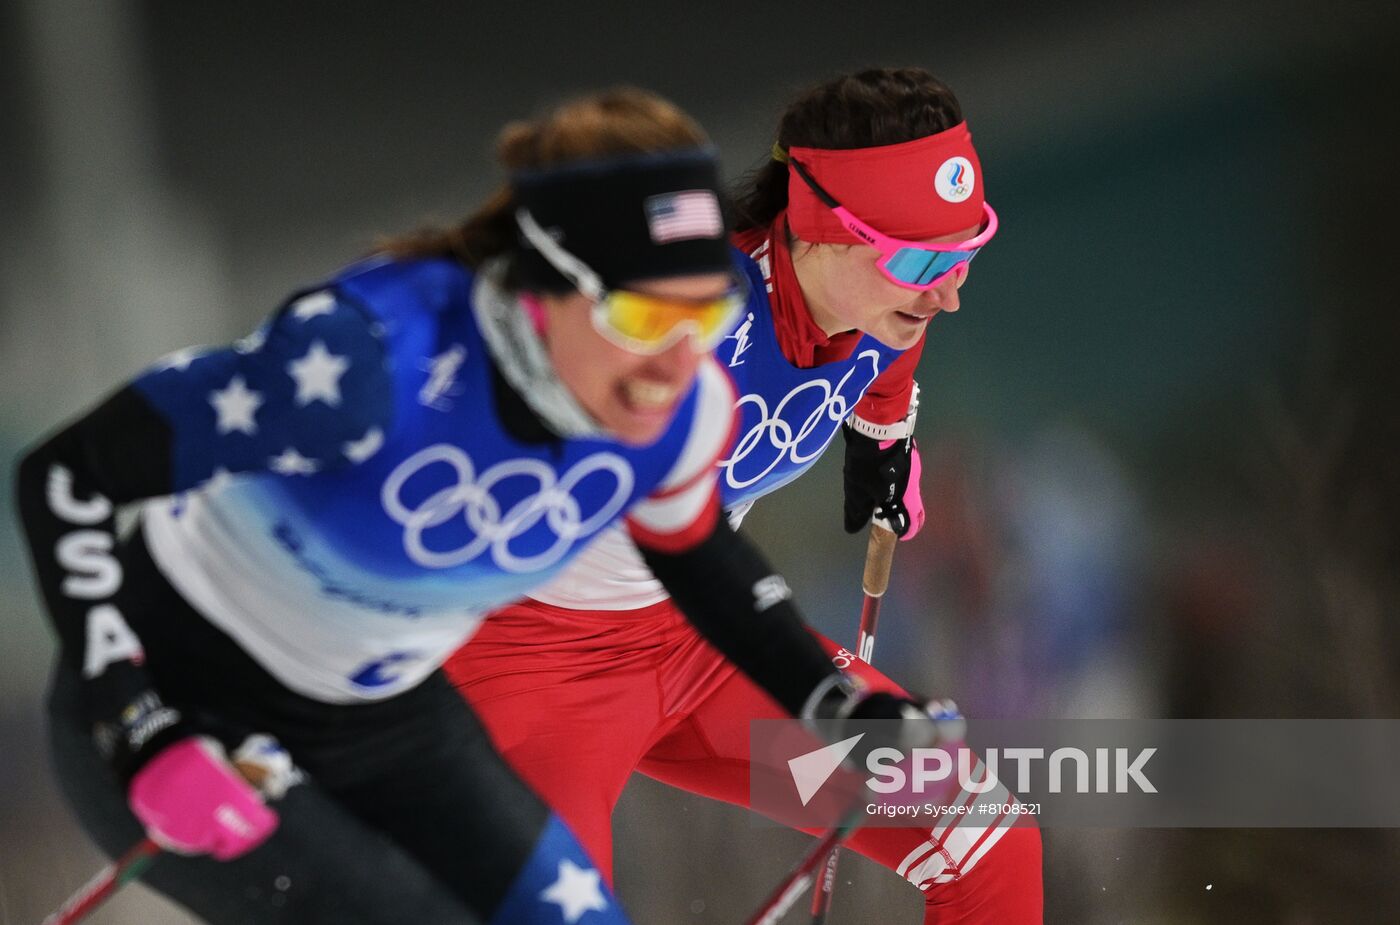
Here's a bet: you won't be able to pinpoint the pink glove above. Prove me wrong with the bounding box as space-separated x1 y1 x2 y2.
128 736 278 860
877 439 925 541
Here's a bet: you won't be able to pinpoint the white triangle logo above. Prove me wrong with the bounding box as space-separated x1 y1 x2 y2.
787 734 865 806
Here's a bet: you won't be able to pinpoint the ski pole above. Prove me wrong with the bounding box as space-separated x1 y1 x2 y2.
40 742 291 925
745 522 898 925
812 381 919 922
41 838 161 925
743 802 869 925
809 521 897 923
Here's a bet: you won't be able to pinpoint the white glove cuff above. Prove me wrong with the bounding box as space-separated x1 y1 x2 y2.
845 413 911 442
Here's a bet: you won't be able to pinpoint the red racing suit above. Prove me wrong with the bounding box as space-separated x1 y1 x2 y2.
446 221 1043 923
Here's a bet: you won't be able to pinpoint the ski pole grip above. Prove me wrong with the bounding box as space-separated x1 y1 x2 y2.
861 523 898 598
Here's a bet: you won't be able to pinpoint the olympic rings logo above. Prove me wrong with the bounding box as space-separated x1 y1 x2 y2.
720 350 882 490
381 445 634 572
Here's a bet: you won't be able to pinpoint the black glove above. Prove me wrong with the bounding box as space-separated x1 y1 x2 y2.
802 678 965 759
842 424 917 537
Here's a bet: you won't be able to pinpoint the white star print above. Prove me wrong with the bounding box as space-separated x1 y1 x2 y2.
539 860 608 923
290 291 338 321
343 427 384 463
209 375 264 435
287 340 350 407
269 448 319 475
201 467 235 494
235 326 268 354
158 346 212 371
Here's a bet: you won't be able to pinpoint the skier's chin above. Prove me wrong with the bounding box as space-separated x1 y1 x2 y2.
604 379 682 446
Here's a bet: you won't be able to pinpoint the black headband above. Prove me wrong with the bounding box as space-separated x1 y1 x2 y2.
512 147 731 293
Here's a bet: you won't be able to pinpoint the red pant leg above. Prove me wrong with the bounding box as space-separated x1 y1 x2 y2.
445 599 676 885
638 629 1044 924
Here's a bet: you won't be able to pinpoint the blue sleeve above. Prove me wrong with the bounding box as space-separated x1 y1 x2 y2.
131 288 393 491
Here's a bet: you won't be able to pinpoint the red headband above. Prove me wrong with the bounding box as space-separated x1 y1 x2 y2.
786 121 984 243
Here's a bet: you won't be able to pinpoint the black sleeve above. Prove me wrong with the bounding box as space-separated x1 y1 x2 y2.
638 516 840 718
14 291 392 777
14 386 188 773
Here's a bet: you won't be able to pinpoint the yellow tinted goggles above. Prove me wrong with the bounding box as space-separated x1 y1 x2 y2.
515 206 746 356
592 288 746 355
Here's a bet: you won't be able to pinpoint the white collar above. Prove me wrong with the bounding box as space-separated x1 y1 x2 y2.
470 261 604 439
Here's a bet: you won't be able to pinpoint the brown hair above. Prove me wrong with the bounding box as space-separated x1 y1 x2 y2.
381 88 709 274
732 68 964 233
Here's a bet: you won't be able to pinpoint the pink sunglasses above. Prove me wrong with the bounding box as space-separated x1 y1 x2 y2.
789 157 998 291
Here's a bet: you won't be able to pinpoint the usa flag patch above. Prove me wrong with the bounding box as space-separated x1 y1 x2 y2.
643 190 723 244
